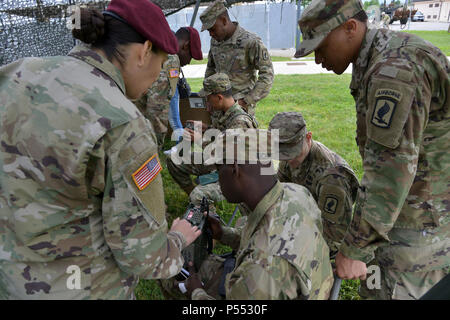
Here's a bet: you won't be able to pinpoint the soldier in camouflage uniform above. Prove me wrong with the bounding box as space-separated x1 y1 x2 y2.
0 1 200 299
134 27 203 149
200 0 274 121
184 131 334 299
269 112 359 257
296 0 449 299
166 73 258 196
134 54 180 148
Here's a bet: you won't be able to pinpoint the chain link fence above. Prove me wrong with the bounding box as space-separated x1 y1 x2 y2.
0 1 111 65
0 0 209 66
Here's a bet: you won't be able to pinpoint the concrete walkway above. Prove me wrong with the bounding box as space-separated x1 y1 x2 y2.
182 58 353 78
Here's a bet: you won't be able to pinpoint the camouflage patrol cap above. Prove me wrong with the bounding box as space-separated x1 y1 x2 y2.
294 0 364 58
268 112 307 161
198 73 232 97
204 129 275 165
200 0 228 31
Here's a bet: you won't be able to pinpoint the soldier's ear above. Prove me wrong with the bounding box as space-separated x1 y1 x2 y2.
343 19 358 38
183 40 190 52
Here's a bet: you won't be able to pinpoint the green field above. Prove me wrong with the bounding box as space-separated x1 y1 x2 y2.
135 30 448 300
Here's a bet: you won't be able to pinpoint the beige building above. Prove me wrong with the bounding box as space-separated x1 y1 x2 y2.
412 0 450 22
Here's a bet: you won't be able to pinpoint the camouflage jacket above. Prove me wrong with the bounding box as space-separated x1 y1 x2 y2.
201 102 258 149
0 45 187 299
278 140 359 253
134 54 180 134
340 27 450 272
215 102 258 131
205 23 274 106
192 182 334 300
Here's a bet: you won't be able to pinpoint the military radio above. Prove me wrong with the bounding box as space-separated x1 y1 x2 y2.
176 197 213 279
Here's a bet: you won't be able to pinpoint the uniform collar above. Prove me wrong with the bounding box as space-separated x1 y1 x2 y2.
215 22 241 45
241 181 283 245
217 101 242 126
350 26 378 90
68 44 126 94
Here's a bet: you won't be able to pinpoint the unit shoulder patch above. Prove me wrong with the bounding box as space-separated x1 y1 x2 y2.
370 88 402 129
323 196 339 215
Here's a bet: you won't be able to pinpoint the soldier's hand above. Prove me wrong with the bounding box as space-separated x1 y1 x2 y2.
335 251 367 280
185 261 203 297
170 218 201 247
205 212 223 240
238 99 248 112
183 128 203 143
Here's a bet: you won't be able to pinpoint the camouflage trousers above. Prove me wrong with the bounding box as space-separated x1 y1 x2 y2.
134 95 170 150
158 254 227 300
359 261 450 300
166 154 215 190
147 108 169 150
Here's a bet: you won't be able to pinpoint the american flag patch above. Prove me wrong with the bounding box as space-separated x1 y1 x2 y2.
132 155 162 191
169 68 179 78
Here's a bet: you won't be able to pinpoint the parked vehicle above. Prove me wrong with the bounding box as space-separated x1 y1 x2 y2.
412 11 424 21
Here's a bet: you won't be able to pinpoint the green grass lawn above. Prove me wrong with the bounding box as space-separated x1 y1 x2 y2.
401 30 450 55
135 73 363 300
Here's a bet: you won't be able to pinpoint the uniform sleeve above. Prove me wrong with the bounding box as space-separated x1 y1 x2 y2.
340 57 432 262
100 118 186 279
228 115 257 130
316 171 355 251
219 226 241 251
225 256 304 299
243 39 274 106
205 50 216 79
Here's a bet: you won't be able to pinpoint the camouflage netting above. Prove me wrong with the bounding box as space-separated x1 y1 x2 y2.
0 0 264 66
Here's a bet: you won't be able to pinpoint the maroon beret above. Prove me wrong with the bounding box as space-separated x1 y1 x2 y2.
185 27 203 60
105 0 178 54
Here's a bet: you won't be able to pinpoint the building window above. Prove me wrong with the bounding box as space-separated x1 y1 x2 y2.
434 3 439 7
427 15 431 18
433 15 437 18
429 4 433 7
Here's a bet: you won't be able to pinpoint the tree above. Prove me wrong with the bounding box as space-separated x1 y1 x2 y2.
364 0 381 10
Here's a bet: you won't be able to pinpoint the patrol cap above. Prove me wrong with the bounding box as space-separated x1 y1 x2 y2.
198 73 232 97
184 27 203 60
204 129 275 166
200 0 228 31
294 0 364 58
105 0 179 54
268 112 307 161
